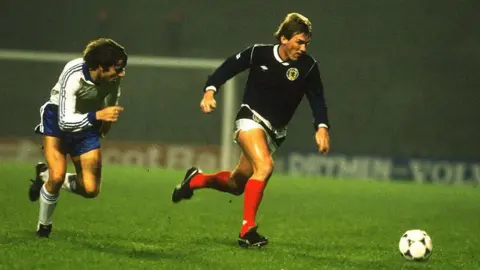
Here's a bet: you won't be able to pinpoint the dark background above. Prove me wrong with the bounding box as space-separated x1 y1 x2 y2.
1 0 478 159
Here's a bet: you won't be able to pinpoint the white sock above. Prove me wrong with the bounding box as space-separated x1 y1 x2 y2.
40 170 77 193
38 184 59 225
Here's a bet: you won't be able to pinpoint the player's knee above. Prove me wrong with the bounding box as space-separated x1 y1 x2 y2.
254 157 274 177
82 178 101 198
83 186 100 198
48 170 66 187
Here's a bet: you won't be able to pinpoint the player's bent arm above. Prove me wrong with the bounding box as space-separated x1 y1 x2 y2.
204 45 256 93
305 63 330 130
58 79 98 132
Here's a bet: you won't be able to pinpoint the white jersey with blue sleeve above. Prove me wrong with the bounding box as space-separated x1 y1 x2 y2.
44 58 121 133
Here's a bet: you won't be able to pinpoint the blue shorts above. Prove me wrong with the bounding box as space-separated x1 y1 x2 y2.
35 103 101 157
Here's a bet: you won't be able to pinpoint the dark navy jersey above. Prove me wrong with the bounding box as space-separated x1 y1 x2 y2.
204 44 329 130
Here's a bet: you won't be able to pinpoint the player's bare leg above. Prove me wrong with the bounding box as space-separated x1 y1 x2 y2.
235 128 273 248
171 128 271 247
71 149 102 199
34 136 67 237
31 152 97 201
32 137 102 237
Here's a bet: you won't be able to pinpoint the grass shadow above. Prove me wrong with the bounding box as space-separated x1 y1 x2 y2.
52 229 188 261
0 229 42 244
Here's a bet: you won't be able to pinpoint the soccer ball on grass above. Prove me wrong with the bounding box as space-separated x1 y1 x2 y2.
398 229 433 261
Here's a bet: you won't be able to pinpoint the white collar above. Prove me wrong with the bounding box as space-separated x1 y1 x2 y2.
273 45 290 66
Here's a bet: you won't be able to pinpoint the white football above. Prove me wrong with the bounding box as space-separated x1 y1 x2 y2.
399 229 433 261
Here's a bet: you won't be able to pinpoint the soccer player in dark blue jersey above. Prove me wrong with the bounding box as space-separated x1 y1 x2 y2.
172 13 330 247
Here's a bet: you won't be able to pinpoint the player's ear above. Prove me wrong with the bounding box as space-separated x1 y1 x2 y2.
280 36 288 45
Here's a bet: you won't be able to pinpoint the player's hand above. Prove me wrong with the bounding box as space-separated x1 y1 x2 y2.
200 90 216 114
315 127 330 154
96 106 124 122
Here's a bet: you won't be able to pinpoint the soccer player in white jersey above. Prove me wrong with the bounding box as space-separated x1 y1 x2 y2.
172 13 330 248
29 38 128 237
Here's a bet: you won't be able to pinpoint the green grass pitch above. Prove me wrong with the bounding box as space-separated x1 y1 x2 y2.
1 162 479 269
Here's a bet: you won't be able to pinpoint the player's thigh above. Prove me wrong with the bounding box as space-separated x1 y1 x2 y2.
236 128 273 171
71 148 102 196
43 135 67 183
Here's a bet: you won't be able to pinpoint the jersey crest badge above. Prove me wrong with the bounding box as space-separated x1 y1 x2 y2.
286 68 299 81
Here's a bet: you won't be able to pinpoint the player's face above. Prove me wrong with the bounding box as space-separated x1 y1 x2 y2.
281 33 310 61
98 60 126 83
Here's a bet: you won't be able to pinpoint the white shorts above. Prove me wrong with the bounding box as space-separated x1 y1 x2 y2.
233 105 287 154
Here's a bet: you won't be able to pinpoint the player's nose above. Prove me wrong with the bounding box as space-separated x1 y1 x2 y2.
299 44 307 53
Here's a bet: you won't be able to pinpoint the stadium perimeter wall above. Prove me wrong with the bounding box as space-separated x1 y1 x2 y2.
1 139 478 185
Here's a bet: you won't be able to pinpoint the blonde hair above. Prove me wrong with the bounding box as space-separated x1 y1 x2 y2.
274 13 312 42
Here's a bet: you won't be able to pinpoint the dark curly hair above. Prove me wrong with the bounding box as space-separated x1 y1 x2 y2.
83 38 127 71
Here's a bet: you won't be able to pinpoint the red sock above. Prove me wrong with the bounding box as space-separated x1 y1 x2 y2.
241 179 266 236
189 171 231 191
